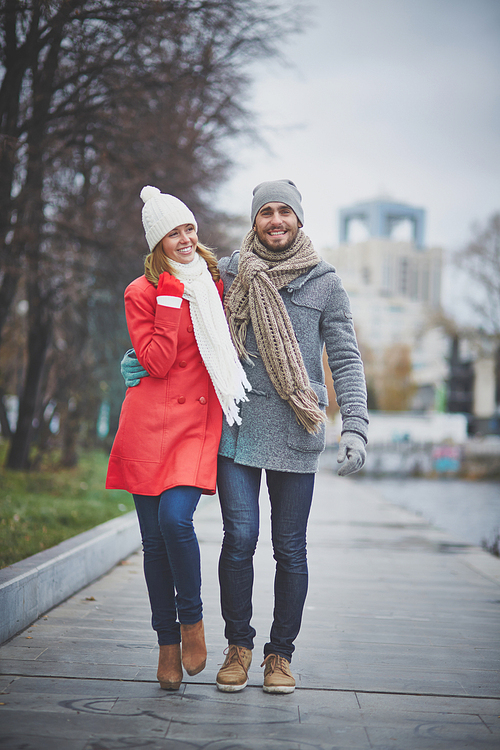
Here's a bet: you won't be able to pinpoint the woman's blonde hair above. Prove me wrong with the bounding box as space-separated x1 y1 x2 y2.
144 241 220 287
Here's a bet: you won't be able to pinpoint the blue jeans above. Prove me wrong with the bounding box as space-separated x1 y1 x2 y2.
133 486 202 645
217 456 315 663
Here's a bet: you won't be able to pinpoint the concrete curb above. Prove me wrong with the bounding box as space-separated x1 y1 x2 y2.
0 511 141 644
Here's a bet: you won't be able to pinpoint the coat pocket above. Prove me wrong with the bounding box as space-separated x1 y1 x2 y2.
113 380 165 463
287 380 328 453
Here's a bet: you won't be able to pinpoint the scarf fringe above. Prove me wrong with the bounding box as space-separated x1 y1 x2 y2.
288 389 327 435
228 317 251 363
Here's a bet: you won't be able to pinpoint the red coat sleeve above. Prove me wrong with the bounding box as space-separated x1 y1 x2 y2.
124 279 182 378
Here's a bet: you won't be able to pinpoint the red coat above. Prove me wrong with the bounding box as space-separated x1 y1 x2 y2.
106 274 223 496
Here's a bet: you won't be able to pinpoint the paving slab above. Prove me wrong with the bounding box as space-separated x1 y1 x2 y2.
1 470 499 749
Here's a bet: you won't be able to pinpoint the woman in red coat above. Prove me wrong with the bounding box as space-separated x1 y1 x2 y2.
106 186 250 691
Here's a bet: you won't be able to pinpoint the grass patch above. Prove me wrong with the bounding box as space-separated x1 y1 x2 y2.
0 443 134 569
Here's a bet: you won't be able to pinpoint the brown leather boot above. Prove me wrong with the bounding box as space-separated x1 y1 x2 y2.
157 643 183 690
180 619 207 676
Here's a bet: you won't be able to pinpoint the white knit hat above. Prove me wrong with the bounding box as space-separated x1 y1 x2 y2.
140 185 198 251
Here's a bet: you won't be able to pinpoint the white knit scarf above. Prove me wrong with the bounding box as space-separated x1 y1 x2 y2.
169 252 251 425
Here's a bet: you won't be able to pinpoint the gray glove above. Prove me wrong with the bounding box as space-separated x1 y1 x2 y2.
337 432 366 476
121 348 149 388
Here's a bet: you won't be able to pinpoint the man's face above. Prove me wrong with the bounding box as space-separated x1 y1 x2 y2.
253 202 301 252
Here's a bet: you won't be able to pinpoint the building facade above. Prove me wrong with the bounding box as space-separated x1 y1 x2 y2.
324 199 447 412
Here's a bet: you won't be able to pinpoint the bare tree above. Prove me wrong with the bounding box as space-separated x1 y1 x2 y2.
456 211 500 341
0 0 302 468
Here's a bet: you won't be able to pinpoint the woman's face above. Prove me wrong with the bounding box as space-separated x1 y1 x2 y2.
161 223 198 264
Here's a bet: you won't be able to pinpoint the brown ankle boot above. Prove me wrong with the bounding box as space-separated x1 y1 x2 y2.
180 619 207 676
157 643 183 690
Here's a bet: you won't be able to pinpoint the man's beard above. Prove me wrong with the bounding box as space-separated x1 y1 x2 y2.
258 228 299 253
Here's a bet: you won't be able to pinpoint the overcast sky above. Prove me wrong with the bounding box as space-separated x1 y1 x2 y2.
215 0 500 282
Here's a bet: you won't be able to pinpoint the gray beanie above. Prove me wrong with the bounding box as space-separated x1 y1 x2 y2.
140 185 197 251
251 179 304 227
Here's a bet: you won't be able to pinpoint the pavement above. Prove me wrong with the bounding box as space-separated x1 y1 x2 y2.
0 468 499 749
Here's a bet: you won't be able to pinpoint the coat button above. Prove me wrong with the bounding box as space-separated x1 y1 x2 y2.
178 396 186 404
199 396 207 405
179 360 187 368
187 325 193 332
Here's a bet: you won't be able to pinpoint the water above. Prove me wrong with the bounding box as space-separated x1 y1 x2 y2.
358 477 500 553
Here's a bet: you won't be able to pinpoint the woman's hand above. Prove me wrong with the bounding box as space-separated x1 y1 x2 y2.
156 272 184 307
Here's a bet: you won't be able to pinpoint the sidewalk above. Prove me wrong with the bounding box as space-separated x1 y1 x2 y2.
1 469 499 749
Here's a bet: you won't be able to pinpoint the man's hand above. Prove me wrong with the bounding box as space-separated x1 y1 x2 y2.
121 348 148 388
337 432 366 476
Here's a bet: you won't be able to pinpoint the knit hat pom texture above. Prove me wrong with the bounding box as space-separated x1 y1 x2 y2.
140 185 161 204
140 185 197 251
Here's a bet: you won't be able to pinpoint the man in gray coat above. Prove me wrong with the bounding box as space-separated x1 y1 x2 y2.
121 179 368 695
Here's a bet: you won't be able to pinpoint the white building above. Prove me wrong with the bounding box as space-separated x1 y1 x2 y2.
324 199 448 411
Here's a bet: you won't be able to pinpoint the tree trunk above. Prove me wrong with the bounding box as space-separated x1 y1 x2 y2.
0 1 42 344
0 268 21 339
0 387 13 439
4 31 56 468
6 170 51 469
6 307 51 469
60 397 81 468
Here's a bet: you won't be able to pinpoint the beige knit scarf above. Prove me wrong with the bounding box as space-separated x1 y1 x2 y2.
224 228 327 434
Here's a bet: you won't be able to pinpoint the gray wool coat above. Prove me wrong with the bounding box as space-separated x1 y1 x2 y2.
218 252 369 473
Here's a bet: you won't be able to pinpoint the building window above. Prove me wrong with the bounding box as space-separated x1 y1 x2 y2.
421 267 429 301
431 266 441 307
382 257 392 294
409 262 418 299
399 258 409 295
